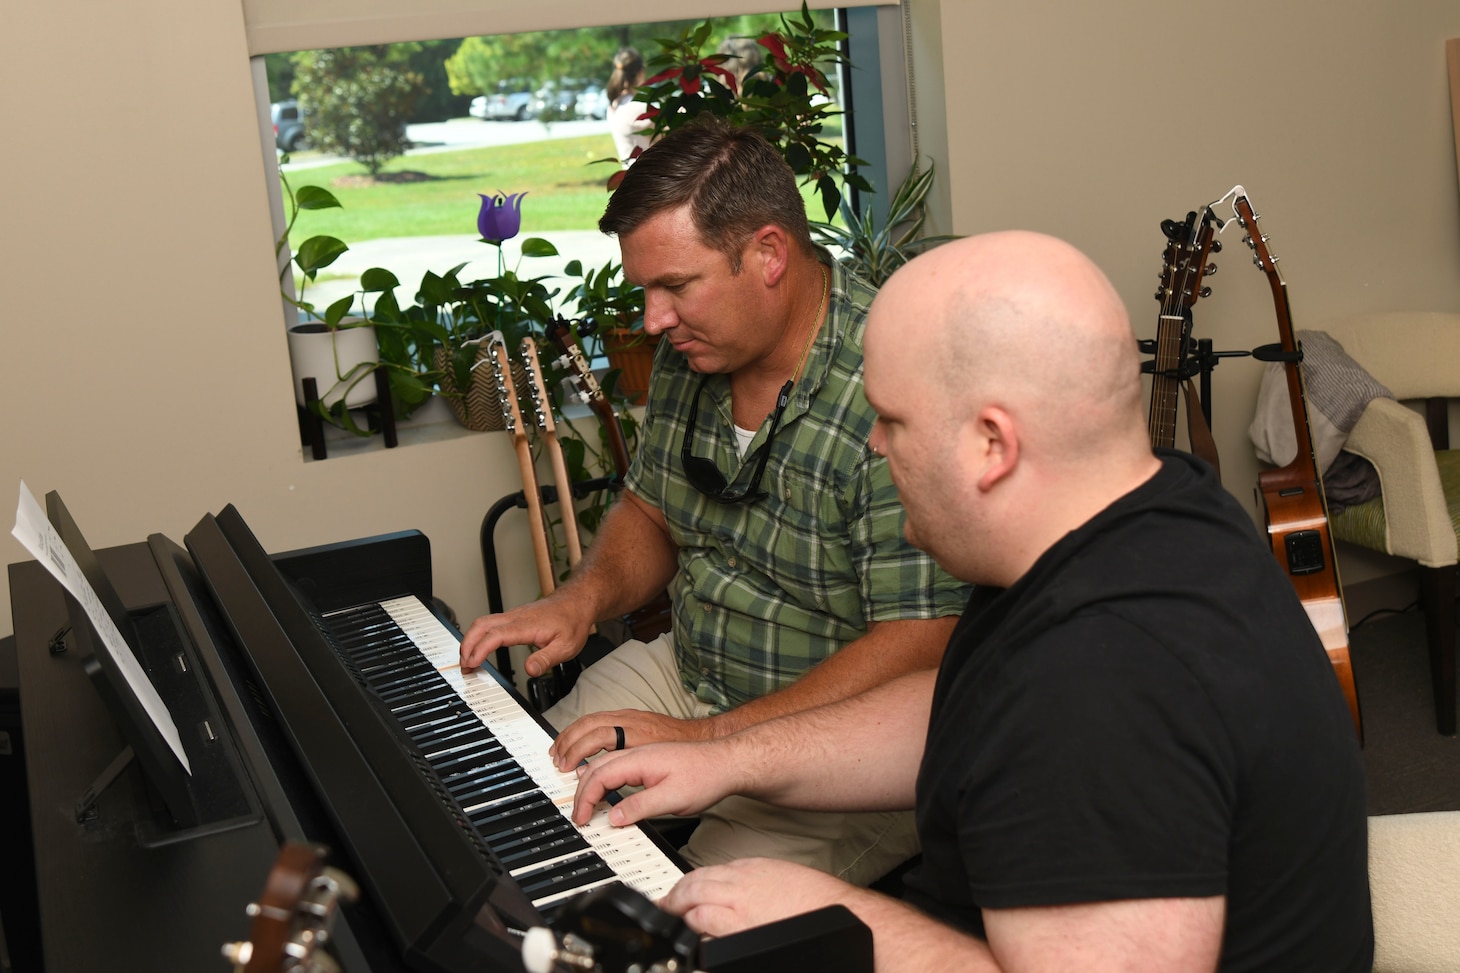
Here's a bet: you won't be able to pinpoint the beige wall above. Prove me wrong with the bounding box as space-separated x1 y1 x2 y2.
931 0 1460 595
3 0 1459 642
0 0 544 644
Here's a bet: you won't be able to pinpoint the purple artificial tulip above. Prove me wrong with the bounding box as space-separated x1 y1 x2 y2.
477 192 526 244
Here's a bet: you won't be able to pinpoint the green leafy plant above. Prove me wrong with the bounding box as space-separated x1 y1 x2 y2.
276 159 355 327
810 160 960 287
365 193 564 424
631 3 867 218
276 160 383 435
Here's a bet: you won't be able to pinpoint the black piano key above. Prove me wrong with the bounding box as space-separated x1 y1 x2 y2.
433 739 510 776
477 804 566 844
495 828 592 869
516 853 618 899
452 769 536 807
318 600 674 915
466 792 551 830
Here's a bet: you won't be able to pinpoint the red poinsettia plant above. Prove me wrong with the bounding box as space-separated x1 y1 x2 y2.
627 2 870 218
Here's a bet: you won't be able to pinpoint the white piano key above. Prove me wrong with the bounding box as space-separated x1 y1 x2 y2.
373 595 684 905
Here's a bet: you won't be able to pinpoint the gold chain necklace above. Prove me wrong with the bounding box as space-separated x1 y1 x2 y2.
791 264 829 384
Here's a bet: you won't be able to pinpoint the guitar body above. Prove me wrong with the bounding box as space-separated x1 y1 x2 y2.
1236 193 1362 739
1256 466 1357 724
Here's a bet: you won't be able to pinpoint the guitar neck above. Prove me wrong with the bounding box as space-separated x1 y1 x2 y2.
1147 316 1185 449
1146 209 1217 450
487 333 557 598
513 431 558 595
521 337 585 568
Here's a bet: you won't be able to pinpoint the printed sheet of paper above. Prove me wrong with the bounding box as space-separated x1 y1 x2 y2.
12 481 190 773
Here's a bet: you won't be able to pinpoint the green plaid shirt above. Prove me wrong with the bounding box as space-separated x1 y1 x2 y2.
624 256 971 712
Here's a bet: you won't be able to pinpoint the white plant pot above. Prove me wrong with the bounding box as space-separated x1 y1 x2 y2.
286 322 380 410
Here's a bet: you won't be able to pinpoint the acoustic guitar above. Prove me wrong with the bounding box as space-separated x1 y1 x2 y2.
1235 191 1362 739
1148 207 1219 449
221 843 358 973
521 335 584 568
483 332 557 598
543 318 672 643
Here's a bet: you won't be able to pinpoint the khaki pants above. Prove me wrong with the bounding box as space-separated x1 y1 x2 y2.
544 634 919 887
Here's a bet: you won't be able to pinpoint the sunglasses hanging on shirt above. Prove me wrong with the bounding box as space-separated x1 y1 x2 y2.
680 375 792 504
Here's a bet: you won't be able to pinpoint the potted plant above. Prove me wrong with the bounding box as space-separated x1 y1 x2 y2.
557 257 653 407
630 3 870 219
809 159 960 287
275 158 381 436
366 191 562 431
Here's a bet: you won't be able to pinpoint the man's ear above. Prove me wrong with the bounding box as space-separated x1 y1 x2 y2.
751 224 791 287
974 406 1019 493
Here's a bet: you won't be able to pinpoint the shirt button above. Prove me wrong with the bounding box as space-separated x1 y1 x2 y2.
702 603 712 613
701 667 709 676
727 556 737 568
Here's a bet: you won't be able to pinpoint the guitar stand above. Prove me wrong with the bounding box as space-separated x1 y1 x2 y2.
480 475 621 702
1139 336 1302 430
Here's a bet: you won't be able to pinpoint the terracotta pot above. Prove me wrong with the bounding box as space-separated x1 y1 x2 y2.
603 329 660 406
286 321 378 409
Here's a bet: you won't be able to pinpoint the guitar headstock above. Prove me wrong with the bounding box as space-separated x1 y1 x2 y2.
483 332 529 443
544 317 633 478
519 336 556 436
1155 207 1220 312
545 318 609 409
1233 192 1281 282
222 843 359 973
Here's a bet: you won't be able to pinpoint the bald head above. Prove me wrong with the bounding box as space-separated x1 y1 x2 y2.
865 231 1159 585
872 231 1146 463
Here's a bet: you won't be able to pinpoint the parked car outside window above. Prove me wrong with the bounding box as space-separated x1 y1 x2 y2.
271 100 307 151
574 86 609 120
470 80 537 121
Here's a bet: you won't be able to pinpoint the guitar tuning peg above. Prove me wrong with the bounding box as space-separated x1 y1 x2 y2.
1199 286 1212 298
1210 240 1223 254
1205 264 1217 275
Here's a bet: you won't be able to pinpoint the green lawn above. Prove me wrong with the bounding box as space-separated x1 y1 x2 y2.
286 134 622 242
285 127 849 245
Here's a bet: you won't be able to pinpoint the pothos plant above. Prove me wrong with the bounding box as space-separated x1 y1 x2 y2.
275 156 381 436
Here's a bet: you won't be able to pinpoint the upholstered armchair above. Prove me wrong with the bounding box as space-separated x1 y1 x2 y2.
1319 312 1460 736
1368 809 1460 972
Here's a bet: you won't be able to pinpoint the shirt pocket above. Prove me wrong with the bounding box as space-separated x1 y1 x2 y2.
752 464 859 614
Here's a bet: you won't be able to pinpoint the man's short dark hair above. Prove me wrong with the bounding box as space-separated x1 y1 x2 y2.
599 117 812 273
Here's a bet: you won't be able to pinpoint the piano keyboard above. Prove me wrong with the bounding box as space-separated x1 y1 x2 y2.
319 595 685 914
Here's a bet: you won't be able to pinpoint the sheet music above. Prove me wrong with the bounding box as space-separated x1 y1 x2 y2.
11 481 190 772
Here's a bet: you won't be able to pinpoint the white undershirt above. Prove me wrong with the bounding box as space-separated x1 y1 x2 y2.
733 424 757 457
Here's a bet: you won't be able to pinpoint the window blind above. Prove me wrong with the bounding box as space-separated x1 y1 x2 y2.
242 0 897 56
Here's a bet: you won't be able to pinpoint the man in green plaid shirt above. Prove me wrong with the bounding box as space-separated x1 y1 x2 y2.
460 119 968 884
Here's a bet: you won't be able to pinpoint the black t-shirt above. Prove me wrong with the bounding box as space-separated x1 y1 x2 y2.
904 451 1372 972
